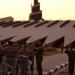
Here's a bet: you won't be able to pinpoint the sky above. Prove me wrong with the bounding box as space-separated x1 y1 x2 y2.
0 0 75 21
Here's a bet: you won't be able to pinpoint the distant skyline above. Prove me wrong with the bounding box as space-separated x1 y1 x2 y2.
0 0 75 21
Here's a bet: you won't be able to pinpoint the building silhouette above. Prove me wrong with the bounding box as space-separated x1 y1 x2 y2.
0 0 75 48
29 0 42 21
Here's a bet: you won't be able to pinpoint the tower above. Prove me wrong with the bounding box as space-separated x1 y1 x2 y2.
34 0 38 5
29 0 42 21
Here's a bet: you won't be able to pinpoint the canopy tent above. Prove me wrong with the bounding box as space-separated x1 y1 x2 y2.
0 17 75 47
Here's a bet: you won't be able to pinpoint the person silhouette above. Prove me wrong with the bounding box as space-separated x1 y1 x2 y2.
65 44 75 75
34 40 44 75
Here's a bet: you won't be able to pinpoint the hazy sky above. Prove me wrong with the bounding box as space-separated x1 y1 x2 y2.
0 0 75 21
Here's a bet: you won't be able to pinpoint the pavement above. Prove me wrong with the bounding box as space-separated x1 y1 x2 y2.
34 53 69 75
52 64 75 75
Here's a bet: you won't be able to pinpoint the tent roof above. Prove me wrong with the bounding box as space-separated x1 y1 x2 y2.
0 17 75 47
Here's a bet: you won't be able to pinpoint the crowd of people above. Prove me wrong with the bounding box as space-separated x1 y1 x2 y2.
1 39 75 75
0 40 44 75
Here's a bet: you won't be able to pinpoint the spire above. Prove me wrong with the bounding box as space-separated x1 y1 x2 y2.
29 0 43 21
34 0 38 5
